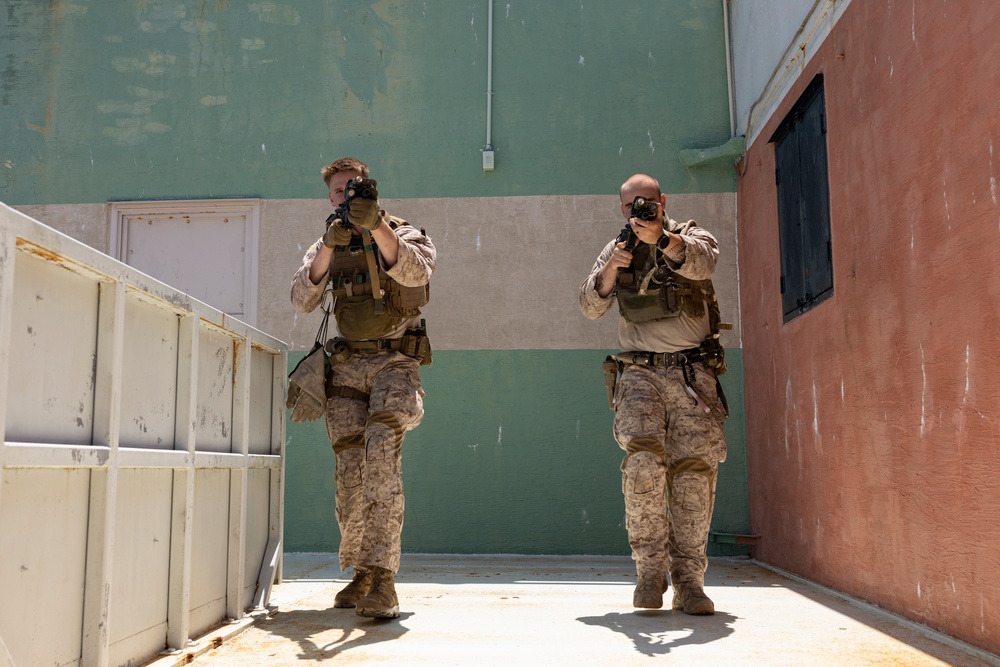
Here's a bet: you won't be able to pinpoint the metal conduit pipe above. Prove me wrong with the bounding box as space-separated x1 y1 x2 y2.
723 0 736 137
482 0 495 171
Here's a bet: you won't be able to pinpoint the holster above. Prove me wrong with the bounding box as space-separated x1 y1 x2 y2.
400 327 433 366
602 355 620 411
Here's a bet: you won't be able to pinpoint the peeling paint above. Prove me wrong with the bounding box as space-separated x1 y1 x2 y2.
990 140 997 205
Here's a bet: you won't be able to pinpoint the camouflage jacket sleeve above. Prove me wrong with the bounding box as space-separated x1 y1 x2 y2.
578 239 617 320
659 218 719 280
385 220 436 287
290 238 328 314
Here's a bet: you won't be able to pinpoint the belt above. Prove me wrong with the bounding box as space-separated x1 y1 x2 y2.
342 338 404 354
616 347 704 367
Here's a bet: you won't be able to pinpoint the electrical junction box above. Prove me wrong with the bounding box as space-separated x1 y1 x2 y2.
482 149 495 172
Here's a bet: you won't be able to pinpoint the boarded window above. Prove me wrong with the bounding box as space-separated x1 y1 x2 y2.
771 74 833 322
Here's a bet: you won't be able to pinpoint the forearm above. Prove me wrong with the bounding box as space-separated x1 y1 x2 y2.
308 244 334 284
667 229 718 280
371 217 400 268
290 240 329 313
384 226 435 286
595 262 619 298
579 244 616 320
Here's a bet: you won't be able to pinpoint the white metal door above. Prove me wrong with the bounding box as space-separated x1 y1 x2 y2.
110 200 260 326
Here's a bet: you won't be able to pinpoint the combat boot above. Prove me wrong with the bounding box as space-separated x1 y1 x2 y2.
672 583 715 615
333 567 374 608
355 566 400 618
633 570 668 609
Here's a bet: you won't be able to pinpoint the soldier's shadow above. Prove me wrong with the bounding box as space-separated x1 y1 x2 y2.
578 610 737 656
258 607 414 661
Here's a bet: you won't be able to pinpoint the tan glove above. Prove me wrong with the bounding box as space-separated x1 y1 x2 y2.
286 383 325 423
347 197 382 231
286 345 328 422
323 218 352 247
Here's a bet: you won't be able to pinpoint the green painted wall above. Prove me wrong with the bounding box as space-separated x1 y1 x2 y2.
3 1 747 558
2 1 733 204
285 349 747 556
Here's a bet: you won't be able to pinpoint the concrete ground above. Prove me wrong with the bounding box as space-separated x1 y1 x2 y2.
151 554 999 667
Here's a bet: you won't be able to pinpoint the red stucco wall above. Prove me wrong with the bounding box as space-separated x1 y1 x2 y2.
738 0 1000 654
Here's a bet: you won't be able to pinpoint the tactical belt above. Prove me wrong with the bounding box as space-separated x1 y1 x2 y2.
337 329 432 366
616 346 707 367
343 338 405 354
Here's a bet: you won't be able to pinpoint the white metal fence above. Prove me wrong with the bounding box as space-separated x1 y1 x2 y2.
0 203 287 667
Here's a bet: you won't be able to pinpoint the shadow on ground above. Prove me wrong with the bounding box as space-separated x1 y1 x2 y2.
257 607 414 662
578 610 738 656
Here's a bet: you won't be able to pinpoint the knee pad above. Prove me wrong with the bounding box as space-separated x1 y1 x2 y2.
666 458 716 513
622 450 665 496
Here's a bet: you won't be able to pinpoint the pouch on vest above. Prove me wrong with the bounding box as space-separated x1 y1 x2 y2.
616 282 681 323
400 327 433 366
334 294 403 339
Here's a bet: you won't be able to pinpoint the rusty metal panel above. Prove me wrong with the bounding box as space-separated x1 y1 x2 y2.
108 468 173 666
0 203 287 667
189 468 231 637
196 327 235 454
6 250 99 445
0 468 90 667
248 348 274 455
119 296 180 449
243 469 272 609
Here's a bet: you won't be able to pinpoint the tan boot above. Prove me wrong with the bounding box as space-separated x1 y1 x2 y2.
356 567 400 618
633 570 668 609
333 567 374 608
672 583 715 615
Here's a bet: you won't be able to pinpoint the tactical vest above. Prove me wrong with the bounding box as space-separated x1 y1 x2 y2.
328 217 430 340
615 234 729 375
616 243 715 322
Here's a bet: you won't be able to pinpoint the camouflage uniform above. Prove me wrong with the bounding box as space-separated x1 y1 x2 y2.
579 217 727 597
291 223 435 573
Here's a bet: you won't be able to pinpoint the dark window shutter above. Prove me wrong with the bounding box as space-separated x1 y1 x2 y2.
771 74 834 321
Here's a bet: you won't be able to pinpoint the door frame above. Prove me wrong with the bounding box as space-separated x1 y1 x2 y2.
107 199 261 327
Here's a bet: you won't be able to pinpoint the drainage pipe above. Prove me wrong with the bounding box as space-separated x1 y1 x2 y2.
485 0 494 150
723 0 736 137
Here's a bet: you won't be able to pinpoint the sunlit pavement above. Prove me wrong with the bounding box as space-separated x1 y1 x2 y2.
151 553 997 667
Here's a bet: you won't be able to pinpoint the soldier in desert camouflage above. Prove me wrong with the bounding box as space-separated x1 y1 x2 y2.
579 173 729 615
289 157 435 619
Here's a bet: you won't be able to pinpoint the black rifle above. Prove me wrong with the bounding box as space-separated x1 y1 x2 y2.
333 177 379 230
616 196 659 252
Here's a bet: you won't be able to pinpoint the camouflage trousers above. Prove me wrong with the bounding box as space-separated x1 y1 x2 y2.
612 361 727 586
325 351 425 574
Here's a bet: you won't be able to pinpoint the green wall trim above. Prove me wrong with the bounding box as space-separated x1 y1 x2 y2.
284 348 747 556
